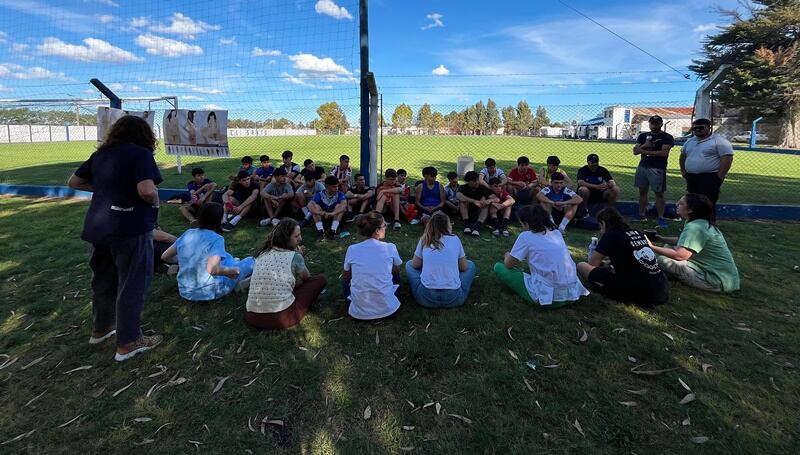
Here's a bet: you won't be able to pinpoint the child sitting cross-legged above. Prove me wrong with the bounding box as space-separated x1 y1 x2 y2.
161 202 255 302
294 173 325 228
221 170 259 232
374 168 403 230
536 172 583 233
180 167 217 226
457 170 494 237
260 167 295 227
308 176 348 240
412 166 446 225
346 173 375 216
444 171 460 216
488 177 515 237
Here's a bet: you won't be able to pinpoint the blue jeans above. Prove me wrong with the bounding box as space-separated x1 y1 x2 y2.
405 260 476 308
216 256 256 298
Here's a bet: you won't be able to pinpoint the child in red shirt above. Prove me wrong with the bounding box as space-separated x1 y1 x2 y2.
489 177 515 237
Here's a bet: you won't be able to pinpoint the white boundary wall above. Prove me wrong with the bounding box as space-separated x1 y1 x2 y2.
0 125 317 143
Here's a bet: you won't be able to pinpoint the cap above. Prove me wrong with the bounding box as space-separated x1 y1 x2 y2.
649 115 663 124
587 153 599 163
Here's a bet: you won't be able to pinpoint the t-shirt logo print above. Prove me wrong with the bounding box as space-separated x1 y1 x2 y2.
633 247 659 271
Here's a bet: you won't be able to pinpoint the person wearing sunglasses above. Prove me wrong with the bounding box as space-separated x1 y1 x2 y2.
633 115 674 228
679 118 734 222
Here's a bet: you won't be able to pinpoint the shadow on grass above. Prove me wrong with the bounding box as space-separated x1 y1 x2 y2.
1 196 800 452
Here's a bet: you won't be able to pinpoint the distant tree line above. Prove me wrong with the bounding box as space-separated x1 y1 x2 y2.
0 108 96 125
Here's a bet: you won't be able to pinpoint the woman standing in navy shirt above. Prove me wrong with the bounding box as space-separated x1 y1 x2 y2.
68 115 164 361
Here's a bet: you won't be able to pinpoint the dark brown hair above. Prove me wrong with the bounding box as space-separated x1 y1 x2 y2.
197 202 224 234
596 206 629 232
98 115 157 152
518 205 555 233
357 211 385 238
258 218 300 256
683 193 716 228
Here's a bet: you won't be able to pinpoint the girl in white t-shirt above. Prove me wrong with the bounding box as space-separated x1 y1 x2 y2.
406 212 476 308
494 205 589 307
343 211 403 320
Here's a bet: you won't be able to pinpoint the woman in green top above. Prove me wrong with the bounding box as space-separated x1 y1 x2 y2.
648 193 739 292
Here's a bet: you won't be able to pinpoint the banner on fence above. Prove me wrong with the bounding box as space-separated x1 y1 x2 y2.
97 107 155 143
163 109 230 157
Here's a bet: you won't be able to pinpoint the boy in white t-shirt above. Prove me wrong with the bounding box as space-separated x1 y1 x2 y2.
342 211 402 320
478 158 507 188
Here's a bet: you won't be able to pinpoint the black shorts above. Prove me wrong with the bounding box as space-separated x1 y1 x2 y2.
586 188 607 204
588 267 668 307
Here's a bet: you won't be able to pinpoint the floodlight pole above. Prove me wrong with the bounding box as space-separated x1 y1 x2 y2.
359 0 372 185
693 64 731 122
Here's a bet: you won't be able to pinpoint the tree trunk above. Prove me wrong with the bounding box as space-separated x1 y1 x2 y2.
778 102 800 149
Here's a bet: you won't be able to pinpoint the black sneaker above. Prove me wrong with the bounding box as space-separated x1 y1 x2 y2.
316 230 326 241
326 230 337 240
471 222 482 237
222 222 235 232
344 212 355 223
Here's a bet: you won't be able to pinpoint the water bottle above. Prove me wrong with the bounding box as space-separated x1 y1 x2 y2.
587 237 598 262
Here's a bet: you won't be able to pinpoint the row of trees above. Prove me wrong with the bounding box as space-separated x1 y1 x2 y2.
0 108 96 125
389 100 561 135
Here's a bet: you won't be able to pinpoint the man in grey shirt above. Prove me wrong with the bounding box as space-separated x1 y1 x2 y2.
679 118 734 221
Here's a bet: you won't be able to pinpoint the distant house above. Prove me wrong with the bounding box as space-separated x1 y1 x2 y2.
575 117 605 139
539 126 570 137
597 105 694 140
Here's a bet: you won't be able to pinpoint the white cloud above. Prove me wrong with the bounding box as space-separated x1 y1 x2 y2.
281 72 314 87
0 0 97 33
252 47 281 57
129 16 150 28
11 43 29 52
37 37 144 63
143 79 222 95
0 63 70 80
0 83 12 92
693 23 718 34
431 64 449 76
149 12 221 39
422 13 444 30
203 103 224 110
135 33 203 57
191 87 223 95
91 0 119 6
182 95 204 101
219 37 236 45
0 31 7 42
289 53 350 74
268 59 277 65
97 14 114 24
315 0 352 20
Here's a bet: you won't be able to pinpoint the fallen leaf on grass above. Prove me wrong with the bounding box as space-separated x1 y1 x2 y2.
662 332 675 341
691 436 709 444
448 414 472 424
187 339 202 354
363 406 372 420
1 429 36 445
402 426 415 431
236 338 246 354
57 414 82 428
134 438 155 446
619 401 638 407
399 446 414 452
626 389 648 395
63 365 92 375
133 417 152 423
507 327 515 341
297 346 309 351
572 419 585 437
678 378 692 392
242 377 259 388
701 363 712 373
508 350 519 360
630 365 679 376
148 365 168 378
682 417 691 426
578 329 588 343
523 378 535 392
679 393 696 405
266 420 284 426
20 356 44 370
0 356 19 371
751 340 775 354
543 364 560 369
733 325 751 332
676 325 697 335
613 328 627 335
113 380 135 398
422 402 434 409
770 377 780 392
212 376 229 394
453 354 460 366
627 356 638 363
25 391 47 407
375 330 380 345
435 403 442 415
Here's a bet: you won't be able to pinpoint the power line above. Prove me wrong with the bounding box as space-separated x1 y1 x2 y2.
554 0 692 80
378 81 698 89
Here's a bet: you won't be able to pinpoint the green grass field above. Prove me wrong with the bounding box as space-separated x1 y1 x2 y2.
1 135 799 205
1 195 800 453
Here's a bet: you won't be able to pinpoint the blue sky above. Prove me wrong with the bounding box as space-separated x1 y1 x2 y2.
0 0 741 122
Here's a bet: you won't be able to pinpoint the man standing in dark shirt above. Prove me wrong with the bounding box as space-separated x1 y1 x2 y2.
633 115 674 228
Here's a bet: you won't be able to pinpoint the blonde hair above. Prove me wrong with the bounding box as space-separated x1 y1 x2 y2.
420 212 452 250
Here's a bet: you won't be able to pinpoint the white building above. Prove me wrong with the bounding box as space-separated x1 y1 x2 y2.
597 105 694 140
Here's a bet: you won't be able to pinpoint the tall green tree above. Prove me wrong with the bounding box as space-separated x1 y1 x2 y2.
690 0 800 147
391 104 413 130
532 105 551 133
416 103 434 132
431 111 445 133
474 101 487 135
502 106 518 135
485 99 501 134
315 102 349 131
463 106 478 135
516 101 533 135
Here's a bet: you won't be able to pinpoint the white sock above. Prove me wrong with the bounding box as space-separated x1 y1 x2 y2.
558 217 569 231
331 221 340 231
231 215 242 226
302 207 311 218
222 214 228 223
315 221 324 231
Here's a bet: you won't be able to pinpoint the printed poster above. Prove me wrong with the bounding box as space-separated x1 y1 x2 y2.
163 109 229 157
97 107 155 143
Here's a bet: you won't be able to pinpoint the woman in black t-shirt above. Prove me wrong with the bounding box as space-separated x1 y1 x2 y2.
577 207 669 307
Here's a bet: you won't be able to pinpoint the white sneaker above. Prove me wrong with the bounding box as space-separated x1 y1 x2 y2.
463 226 472 234
88 329 116 345
409 218 421 225
393 221 402 230
114 335 163 362
271 218 280 227
259 218 272 227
